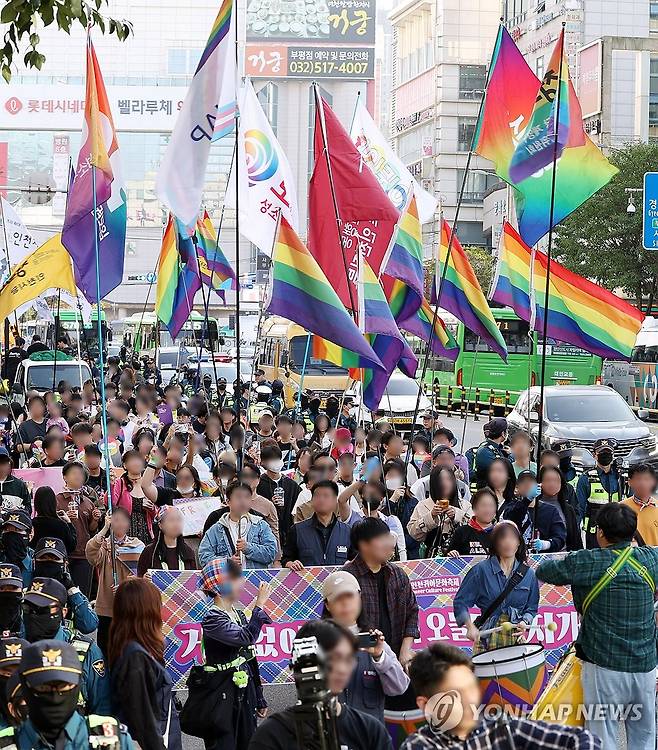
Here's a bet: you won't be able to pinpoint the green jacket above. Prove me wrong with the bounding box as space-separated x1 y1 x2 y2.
17 713 133 749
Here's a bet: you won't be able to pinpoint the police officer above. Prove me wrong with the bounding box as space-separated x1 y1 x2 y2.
0 564 23 637
0 636 28 729
287 390 315 433
540 442 579 514
416 411 437 445
216 377 234 411
15 640 134 749
0 509 33 588
474 417 511 488
334 396 358 435
550 440 578 484
32 538 98 636
249 385 273 426
576 438 625 549
22 577 111 715
269 379 285 416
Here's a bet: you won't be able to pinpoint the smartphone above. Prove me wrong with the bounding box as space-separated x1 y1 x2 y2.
357 632 378 649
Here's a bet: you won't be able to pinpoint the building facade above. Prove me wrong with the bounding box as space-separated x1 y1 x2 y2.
389 0 499 251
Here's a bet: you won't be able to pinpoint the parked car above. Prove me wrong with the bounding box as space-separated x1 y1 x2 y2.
356 372 432 431
507 385 658 467
11 355 93 405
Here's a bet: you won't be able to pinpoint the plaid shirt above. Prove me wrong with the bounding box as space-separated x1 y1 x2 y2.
343 556 419 656
536 542 658 673
401 717 601 750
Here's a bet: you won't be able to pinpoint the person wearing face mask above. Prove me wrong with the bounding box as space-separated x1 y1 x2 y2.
257 442 301 548
15 640 133 750
22 577 111 716
551 440 578 483
576 438 626 549
0 510 33 587
32 538 98 636
142 450 202 508
199 482 277 568
0 636 28 729
0 565 24 637
212 455 238 500
383 460 420 560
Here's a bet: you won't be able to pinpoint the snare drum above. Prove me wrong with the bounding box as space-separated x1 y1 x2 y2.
472 643 547 711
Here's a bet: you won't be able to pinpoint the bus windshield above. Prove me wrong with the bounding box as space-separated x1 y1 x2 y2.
464 319 532 355
289 336 347 375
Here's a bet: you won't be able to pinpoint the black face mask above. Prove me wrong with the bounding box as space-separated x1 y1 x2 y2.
24 607 62 642
34 561 64 582
598 451 614 467
0 591 22 636
1 532 27 566
25 687 79 736
559 457 572 473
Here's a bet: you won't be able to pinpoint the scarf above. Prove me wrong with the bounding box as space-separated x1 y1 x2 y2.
468 517 494 532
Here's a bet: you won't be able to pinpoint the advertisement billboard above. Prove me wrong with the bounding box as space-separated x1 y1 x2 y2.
577 40 602 119
246 43 374 78
246 0 375 45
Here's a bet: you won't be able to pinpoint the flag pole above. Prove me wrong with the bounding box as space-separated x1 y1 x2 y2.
401 25 499 476
233 0 242 430
313 82 359 319
52 288 62 390
536 23 566 490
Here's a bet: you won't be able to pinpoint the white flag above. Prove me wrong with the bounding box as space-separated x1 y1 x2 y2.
156 0 237 228
0 198 37 282
350 101 438 224
226 79 299 255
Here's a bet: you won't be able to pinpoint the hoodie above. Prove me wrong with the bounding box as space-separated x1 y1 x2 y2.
0 475 31 513
198 512 278 569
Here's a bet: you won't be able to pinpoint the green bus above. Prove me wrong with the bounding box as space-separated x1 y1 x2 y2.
47 308 109 360
413 308 602 406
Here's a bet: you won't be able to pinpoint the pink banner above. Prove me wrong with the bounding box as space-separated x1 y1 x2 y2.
14 467 65 498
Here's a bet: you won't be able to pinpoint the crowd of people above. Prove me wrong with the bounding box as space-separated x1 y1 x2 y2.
0 339 657 749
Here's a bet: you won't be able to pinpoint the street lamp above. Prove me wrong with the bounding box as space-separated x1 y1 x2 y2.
625 187 643 214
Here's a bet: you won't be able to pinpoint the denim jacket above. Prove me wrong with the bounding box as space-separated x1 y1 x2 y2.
453 556 539 631
198 513 277 569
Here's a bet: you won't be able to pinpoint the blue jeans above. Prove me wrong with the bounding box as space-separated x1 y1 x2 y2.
580 661 656 750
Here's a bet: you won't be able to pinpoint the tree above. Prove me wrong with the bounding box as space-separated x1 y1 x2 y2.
423 245 494 299
1 0 131 83
555 142 658 313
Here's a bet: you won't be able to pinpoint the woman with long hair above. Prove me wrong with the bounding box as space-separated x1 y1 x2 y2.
308 413 331 451
407 466 472 557
453 520 539 653
109 577 181 750
537 465 582 551
447 488 498 557
110 449 154 544
31 486 77 553
137 506 196 577
486 457 517 507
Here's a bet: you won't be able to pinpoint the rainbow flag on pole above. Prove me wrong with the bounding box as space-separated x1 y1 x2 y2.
268 217 384 373
491 222 644 360
195 210 237 295
156 214 202 338
434 220 507 361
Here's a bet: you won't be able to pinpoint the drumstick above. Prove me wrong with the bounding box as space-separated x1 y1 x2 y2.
476 621 558 638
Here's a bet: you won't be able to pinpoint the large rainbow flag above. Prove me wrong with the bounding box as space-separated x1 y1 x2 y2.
491 222 644 361
268 217 384 373
195 210 237 296
473 25 617 248
156 214 202 338
434 220 507 361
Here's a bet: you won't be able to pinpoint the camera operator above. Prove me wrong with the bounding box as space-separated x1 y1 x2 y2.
249 620 392 750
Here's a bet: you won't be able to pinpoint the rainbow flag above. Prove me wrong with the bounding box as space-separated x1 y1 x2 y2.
268 217 384 373
345 260 417 410
492 222 644 360
473 25 617 248
509 31 579 183
434 220 507 361
382 193 424 324
195 210 237 296
156 214 202 338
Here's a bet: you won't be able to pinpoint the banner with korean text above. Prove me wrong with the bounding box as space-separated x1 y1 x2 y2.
151 554 577 690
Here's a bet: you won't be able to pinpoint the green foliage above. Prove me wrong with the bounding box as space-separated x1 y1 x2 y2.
464 245 494 295
555 142 658 312
1 0 132 82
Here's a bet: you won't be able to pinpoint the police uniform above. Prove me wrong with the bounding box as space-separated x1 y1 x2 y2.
474 437 511 488
16 640 133 749
0 510 33 588
575 438 625 549
23 578 111 716
0 636 28 730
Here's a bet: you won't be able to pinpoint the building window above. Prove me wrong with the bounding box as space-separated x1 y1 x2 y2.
651 58 658 126
456 169 497 203
536 55 545 80
457 118 477 152
651 1 658 20
397 122 433 164
257 82 278 135
459 65 486 100
167 49 187 74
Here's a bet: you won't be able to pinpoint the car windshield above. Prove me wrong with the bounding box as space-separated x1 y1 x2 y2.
384 378 419 397
545 393 635 423
28 364 92 391
158 351 183 368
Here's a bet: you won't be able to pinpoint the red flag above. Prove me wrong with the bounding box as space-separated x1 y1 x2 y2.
308 92 399 311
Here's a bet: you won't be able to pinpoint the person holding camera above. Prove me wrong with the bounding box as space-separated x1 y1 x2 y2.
321 571 409 723
249 620 393 750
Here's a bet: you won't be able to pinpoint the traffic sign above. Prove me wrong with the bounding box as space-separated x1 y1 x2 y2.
643 172 658 249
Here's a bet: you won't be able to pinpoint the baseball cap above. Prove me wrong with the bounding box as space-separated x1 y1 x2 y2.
1 509 32 533
24 577 67 608
335 428 352 442
0 637 28 669
34 537 67 561
434 427 457 447
0 563 23 589
432 444 455 459
322 571 361 603
551 440 573 457
19 640 82 687
484 417 508 439
594 438 618 452
419 411 434 420
517 469 537 482
259 409 274 419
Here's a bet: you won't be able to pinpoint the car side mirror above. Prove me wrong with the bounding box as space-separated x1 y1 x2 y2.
529 410 539 423
637 408 650 421
11 383 23 395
